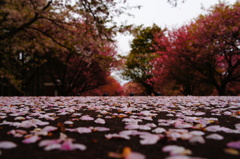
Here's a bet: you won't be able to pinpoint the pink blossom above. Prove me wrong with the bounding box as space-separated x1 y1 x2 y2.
94 118 106 124
42 126 58 132
162 145 192 156
22 135 41 144
66 127 92 134
125 152 145 159
64 121 74 125
0 141 17 149
80 115 94 121
39 133 86 151
7 129 27 137
206 134 224 140
227 141 240 149
139 133 160 145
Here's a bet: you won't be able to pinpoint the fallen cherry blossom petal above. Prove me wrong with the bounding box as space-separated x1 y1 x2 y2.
189 131 205 136
66 127 92 134
140 133 160 145
105 134 130 140
39 139 61 147
205 125 221 132
235 123 240 130
0 141 17 149
94 118 106 124
22 135 41 144
227 141 240 149
71 143 87 151
93 127 110 131
125 152 145 159
162 145 192 156
80 115 94 121
166 155 206 159
189 136 205 144
44 143 61 151
7 129 27 137
42 126 58 132
108 147 145 159
152 127 166 133
64 121 74 125
206 134 224 140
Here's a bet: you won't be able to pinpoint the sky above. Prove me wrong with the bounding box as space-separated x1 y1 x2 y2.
112 0 238 84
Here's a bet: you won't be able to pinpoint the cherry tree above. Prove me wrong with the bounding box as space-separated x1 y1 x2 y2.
152 2 240 95
0 0 132 95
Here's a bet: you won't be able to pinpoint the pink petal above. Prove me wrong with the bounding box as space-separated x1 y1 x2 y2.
0 141 17 149
206 134 224 140
227 141 240 149
72 143 87 151
206 125 221 132
93 127 110 132
66 127 91 134
140 133 160 145
152 128 166 133
162 145 192 156
94 118 105 124
61 140 73 151
80 115 94 121
189 136 205 144
44 143 61 151
7 129 27 137
42 126 58 132
22 135 41 144
125 152 146 159
39 139 60 147
64 121 74 125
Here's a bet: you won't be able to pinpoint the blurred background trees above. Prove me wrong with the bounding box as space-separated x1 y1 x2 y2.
0 0 130 95
122 1 240 96
150 2 240 96
1 0 239 96
122 24 165 95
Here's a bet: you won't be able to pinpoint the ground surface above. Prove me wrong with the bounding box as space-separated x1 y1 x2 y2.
0 96 240 159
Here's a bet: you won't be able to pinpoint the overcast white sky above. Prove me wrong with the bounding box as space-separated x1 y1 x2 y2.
115 0 237 55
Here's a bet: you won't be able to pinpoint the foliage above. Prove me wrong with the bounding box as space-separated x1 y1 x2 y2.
152 2 240 96
122 24 165 95
0 0 132 95
123 82 145 96
82 77 124 96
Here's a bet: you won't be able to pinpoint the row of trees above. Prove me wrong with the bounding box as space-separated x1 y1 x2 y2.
1 0 239 96
0 0 133 96
123 2 240 96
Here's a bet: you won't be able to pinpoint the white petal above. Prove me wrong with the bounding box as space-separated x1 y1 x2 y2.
94 118 106 124
72 143 87 151
0 141 17 149
64 121 74 125
189 136 205 144
44 143 61 151
22 135 40 144
152 128 166 133
206 134 224 140
140 134 160 145
80 115 94 121
189 131 205 136
126 152 146 159
42 126 58 132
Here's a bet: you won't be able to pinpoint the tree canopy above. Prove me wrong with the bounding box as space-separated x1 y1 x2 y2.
122 24 165 95
151 2 240 95
0 0 131 95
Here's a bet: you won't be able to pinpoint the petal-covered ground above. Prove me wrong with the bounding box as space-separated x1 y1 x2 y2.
0 96 240 159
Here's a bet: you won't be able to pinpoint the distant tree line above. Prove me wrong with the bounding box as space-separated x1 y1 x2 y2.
123 2 240 96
